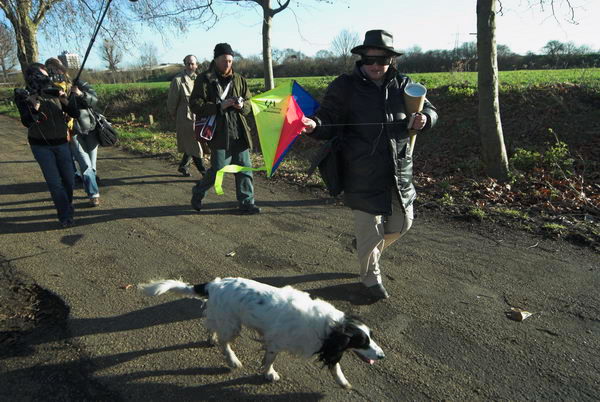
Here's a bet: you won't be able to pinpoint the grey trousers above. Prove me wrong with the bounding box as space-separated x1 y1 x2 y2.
352 195 414 287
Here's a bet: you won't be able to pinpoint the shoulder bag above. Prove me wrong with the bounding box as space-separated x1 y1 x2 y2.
92 111 118 147
194 81 232 142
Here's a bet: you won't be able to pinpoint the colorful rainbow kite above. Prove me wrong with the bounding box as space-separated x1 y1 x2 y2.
250 80 320 177
214 80 319 194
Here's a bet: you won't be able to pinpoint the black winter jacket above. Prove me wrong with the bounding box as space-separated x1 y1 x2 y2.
310 62 438 215
15 92 80 146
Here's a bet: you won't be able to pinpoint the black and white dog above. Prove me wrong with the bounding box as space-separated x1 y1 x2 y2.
138 277 385 389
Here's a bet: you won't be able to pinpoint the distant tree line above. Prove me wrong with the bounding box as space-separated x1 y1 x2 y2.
400 40 600 73
228 39 600 79
61 38 600 86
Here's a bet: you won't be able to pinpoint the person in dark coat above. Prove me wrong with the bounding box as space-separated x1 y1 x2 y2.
189 43 260 215
302 30 438 300
14 63 81 227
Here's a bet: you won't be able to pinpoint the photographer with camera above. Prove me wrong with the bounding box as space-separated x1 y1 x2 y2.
189 43 260 215
14 62 80 227
45 58 101 207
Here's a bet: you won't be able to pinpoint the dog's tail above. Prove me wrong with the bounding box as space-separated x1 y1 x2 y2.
137 279 209 298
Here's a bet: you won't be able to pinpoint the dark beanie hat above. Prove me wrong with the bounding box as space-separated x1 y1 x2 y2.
214 43 234 59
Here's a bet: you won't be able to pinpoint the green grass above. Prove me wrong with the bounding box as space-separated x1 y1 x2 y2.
0 103 20 119
492 207 530 220
116 127 177 156
3 67 598 103
90 67 600 94
542 223 568 234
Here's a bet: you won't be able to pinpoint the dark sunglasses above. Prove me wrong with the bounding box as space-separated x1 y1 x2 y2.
185 62 196 65
361 56 393 66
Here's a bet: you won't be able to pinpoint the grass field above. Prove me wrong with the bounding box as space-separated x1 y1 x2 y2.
2 68 598 102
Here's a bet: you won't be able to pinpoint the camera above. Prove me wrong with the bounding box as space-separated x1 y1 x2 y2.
25 71 62 97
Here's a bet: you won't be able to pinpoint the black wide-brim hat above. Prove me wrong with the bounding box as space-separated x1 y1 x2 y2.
351 29 403 56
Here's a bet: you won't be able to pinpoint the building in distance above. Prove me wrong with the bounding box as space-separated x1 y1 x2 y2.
58 51 81 70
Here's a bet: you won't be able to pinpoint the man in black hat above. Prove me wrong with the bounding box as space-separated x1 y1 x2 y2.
189 43 260 214
302 29 438 300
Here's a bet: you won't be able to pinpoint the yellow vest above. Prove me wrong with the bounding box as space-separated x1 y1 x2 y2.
54 81 75 131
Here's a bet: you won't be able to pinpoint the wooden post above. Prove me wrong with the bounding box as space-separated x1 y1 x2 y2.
148 114 154 126
130 113 136 121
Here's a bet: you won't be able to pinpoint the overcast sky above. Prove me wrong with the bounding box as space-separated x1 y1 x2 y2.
39 0 600 70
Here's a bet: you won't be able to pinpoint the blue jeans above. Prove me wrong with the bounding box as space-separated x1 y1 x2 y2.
70 134 99 198
30 143 75 224
192 142 254 206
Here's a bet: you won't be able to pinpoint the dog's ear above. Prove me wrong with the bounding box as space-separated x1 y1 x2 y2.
316 328 351 368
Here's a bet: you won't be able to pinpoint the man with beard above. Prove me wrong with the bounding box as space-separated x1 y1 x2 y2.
189 43 260 215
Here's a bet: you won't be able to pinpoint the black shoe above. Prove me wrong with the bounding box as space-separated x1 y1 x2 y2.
365 283 389 300
239 204 261 215
59 219 75 228
191 195 203 211
178 167 191 177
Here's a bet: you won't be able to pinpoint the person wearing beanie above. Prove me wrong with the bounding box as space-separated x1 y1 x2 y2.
301 30 438 301
189 43 260 215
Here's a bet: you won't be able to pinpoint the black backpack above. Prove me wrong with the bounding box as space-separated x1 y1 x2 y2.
92 111 118 147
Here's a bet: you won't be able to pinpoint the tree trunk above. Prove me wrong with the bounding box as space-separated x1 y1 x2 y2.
260 0 275 90
476 0 509 181
13 16 39 74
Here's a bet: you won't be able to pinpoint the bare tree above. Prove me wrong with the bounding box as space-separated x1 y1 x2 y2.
0 1 215 74
331 29 360 65
315 49 334 59
1 0 333 89
223 0 336 90
139 42 158 70
476 0 578 181
542 39 566 56
0 22 17 82
99 39 122 71
99 38 122 83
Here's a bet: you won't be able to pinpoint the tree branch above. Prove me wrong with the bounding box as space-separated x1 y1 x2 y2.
272 0 291 15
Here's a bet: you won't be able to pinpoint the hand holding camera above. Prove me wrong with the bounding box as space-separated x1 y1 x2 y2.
221 96 244 111
232 96 244 110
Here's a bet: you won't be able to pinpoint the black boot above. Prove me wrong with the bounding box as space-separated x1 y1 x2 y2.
178 154 192 177
192 156 206 175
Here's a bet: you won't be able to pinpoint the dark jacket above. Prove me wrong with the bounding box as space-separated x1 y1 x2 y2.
189 64 253 150
310 62 438 215
15 92 80 146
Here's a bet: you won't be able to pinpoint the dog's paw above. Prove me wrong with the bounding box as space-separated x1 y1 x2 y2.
227 357 243 369
265 370 280 382
207 333 218 346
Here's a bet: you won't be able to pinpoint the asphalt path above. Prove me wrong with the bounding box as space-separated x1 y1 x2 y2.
1 115 599 401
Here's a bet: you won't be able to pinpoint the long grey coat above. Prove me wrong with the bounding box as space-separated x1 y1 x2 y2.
167 71 203 157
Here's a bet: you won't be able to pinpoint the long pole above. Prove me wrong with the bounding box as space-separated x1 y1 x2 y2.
73 0 113 84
